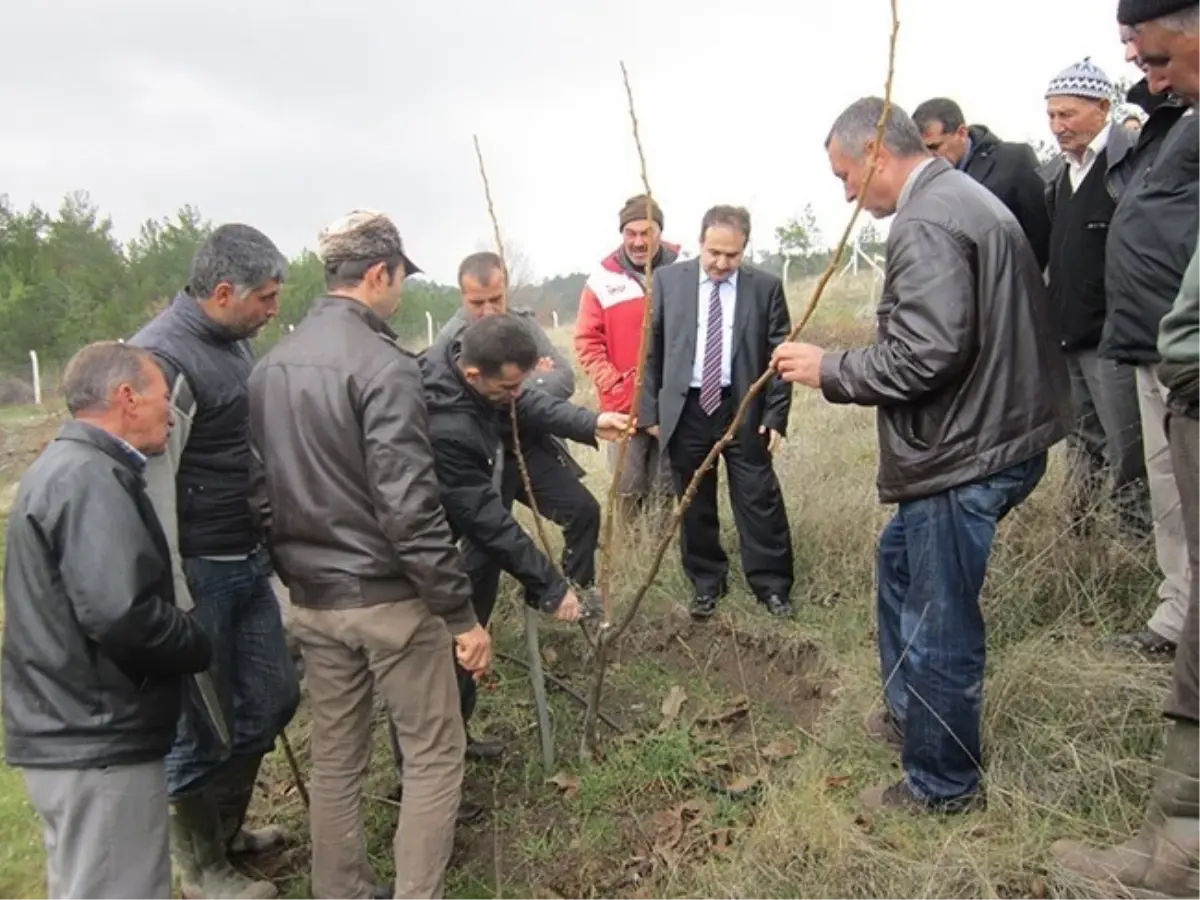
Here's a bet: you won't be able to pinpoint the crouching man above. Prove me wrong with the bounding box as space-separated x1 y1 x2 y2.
420 313 629 753
775 97 1069 814
2 341 213 899
249 209 492 899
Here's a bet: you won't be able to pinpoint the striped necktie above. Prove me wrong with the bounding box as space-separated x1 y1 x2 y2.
699 279 724 415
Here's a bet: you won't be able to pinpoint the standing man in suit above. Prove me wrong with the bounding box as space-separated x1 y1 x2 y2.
641 205 795 621
911 98 1052 270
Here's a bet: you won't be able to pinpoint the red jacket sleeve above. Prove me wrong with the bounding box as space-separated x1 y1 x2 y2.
574 286 623 393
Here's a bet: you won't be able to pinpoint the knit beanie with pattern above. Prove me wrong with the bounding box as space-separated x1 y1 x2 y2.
1045 57 1115 101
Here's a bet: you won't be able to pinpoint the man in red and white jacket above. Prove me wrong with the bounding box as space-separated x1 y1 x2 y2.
575 194 681 516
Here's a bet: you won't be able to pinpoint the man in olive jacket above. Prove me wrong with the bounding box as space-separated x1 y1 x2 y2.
3 340 212 899
775 97 1070 815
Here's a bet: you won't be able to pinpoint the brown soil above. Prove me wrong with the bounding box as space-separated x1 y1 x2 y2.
632 610 829 730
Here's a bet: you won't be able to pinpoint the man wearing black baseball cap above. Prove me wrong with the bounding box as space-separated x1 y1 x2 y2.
1049 4 1198 896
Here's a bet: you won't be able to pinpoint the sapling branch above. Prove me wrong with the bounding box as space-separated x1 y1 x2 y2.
580 0 902 757
473 134 556 768
597 61 659 622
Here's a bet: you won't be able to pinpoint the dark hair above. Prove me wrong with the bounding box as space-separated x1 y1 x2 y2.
457 251 506 288
912 97 966 134
699 205 752 244
62 340 155 415
459 314 538 377
325 256 401 290
188 223 288 299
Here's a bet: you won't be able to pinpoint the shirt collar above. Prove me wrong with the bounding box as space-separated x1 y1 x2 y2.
957 136 975 170
699 266 739 290
897 156 938 212
1067 122 1112 169
117 436 148 468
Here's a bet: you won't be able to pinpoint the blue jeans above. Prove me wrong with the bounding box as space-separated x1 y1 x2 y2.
877 452 1047 807
165 549 301 798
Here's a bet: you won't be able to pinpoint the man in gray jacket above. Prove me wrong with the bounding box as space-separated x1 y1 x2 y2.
774 97 1070 814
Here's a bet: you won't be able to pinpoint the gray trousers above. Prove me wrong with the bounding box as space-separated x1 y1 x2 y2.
1064 348 1150 532
23 759 171 899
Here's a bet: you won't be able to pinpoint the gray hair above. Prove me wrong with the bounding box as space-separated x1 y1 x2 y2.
1153 6 1199 32
62 340 155 416
699 205 752 243
457 251 507 287
826 97 929 161
188 223 288 300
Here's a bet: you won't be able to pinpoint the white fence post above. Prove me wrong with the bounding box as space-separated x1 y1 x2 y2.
425 311 434 347
552 310 559 330
29 349 42 406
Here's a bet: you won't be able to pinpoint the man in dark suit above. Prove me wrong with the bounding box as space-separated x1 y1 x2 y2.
912 98 1052 270
641 204 795 620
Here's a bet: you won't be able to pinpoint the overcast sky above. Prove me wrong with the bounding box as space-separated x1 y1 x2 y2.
3 0 1134 285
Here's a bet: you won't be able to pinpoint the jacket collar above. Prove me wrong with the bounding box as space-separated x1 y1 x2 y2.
56 420 148 474
438 337 502 419
168 291 245 344
310 294 400 341
897 156 947 212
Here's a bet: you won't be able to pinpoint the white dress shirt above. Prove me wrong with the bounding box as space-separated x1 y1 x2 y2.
1066 122 1111 191
690 267 738 389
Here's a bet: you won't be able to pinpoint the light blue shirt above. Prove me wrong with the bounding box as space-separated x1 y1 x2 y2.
691 267 738 389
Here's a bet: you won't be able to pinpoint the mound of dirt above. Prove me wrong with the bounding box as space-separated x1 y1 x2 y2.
635 612 828 730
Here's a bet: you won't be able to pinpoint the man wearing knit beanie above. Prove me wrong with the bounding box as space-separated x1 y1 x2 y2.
1040 58 1151 544
1048 5 1199 897
574 193 681 522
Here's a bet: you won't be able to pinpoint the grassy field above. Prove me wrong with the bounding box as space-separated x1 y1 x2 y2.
0 274 1175 899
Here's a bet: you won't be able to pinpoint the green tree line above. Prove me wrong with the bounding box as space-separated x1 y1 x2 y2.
0 192 589 388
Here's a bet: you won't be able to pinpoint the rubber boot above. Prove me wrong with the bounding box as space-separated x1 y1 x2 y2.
169 783 279 899
212 752 289 856
1051 720 1199 898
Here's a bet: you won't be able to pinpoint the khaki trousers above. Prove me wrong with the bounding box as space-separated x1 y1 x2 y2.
1136 367 1191 642
288 598 465 899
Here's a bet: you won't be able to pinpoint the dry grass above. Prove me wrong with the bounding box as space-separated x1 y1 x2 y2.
0 274 1174 899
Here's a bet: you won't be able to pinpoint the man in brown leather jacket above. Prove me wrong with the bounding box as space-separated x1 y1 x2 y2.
247 210 491 900
775 98 1070 815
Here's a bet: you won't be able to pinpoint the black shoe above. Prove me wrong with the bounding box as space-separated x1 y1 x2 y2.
1102 628 1177 657
373 882 393 899
456 800 485 824
465 736 505 762
762 594 794 618
690 594 719 620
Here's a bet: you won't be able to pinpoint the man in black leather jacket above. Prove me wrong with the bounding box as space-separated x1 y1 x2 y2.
776 97 1069 816
430 252 602 622
420 313 628 757
2 340 212 899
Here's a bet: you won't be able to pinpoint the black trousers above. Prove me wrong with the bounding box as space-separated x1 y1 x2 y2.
667 389 794 601
457 440 601 726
